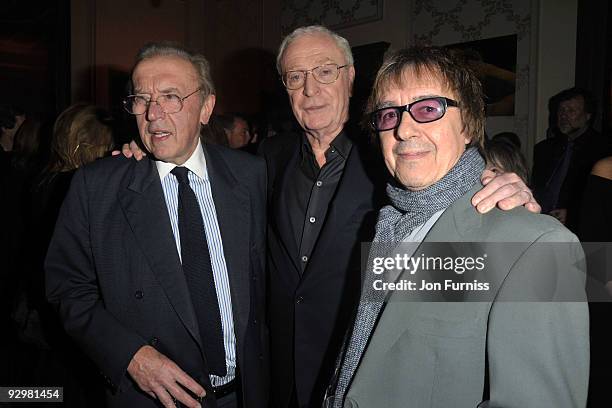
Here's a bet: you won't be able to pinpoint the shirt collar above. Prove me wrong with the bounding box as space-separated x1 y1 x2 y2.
300 130 352 160
155 138 208 181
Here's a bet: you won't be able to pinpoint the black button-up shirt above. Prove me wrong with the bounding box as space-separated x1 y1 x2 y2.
285 131 353 272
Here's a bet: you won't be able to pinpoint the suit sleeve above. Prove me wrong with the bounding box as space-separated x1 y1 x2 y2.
486 228 589 408
45 168 147 392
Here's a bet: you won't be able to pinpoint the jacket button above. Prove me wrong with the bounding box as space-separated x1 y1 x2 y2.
296 296 304 304
134 290 144 299
149 337 159 346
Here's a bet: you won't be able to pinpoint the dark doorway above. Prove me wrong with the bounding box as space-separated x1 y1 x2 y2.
0 0 70 119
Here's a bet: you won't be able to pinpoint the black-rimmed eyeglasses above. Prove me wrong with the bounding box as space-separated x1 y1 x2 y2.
281 64 349 90
369 97 459 132
123 88 202 115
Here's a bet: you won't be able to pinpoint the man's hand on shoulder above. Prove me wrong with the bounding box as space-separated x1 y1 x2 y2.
111 140 147 161
127 345 205 408
471 168 541 214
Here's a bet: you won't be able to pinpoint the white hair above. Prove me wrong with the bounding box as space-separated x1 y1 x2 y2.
276 25 354 74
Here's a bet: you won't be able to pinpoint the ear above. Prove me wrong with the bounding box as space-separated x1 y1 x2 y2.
348 65 356 97
199 94 216 125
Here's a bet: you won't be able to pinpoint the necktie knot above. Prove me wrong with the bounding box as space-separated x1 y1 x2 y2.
171 166 190 185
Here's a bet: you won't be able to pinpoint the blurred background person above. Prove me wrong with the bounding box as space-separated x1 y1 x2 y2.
580 156 612 244
11 115 49 182
0 105 26 154
201 113 230 147
532 87 611 232
0 104 30 379
491 131 521 150
6 103 114 407
579 156 612 408
484 135 529 184
32 103 114 245
225 113 252 149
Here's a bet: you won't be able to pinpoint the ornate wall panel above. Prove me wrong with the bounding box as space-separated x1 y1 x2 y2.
410 0 534 153
281 0 383 33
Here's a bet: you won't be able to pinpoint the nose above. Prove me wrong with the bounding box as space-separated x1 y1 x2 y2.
146 100 165 122
302 72 320 97
395 109 418 141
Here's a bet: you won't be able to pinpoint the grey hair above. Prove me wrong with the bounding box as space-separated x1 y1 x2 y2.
276 25 354 74
133 42 215 97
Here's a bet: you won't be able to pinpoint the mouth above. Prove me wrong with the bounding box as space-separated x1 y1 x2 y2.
303 105 325 112
396 150 430 160
149 130 172 140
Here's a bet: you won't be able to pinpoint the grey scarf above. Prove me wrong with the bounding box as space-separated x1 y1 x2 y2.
331 146 485 406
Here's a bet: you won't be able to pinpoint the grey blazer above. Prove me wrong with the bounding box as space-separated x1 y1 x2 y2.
342 186 589 408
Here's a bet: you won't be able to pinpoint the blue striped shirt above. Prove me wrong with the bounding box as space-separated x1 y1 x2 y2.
156 140 235 386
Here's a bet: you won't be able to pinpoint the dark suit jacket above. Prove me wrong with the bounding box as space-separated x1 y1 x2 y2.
45 144 269 408
259 130 386 408
532 128 610 231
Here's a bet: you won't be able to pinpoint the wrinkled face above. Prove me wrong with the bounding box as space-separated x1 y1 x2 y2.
377 69 471 191
281 33 355 141
227 118 250 148
557 96 590 135
132 55 215 165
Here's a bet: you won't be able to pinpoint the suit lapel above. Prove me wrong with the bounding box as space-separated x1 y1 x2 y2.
203 145 250 354
424 185 483 242
343 186 484 387
118 158 202 349
270 139 302 275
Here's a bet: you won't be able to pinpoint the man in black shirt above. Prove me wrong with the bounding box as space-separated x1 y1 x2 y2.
259 25 541 408
532 87 611 233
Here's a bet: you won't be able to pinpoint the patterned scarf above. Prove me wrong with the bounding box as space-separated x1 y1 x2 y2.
331 146 485 406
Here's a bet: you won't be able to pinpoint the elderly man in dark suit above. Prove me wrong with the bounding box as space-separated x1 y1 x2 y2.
261 26 542 408
45 43 268 408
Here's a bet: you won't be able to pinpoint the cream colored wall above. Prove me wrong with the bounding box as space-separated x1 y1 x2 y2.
334 0 410 50
407 0 535 162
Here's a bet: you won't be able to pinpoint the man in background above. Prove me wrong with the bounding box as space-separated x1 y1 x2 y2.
532 87 611 233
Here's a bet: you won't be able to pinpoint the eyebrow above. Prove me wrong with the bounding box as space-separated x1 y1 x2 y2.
133 87 182 95
286 60 339 72
375 94 444 110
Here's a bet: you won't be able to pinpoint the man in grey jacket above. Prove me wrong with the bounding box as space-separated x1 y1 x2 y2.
328 46 589 408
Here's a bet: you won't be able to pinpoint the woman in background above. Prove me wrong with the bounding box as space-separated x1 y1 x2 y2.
483 137 529 184
9 103 114 407
579 156 612 408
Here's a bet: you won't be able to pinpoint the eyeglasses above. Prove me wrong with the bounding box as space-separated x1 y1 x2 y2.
369 97 459 132
123 88 201 115
281 64 348 90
